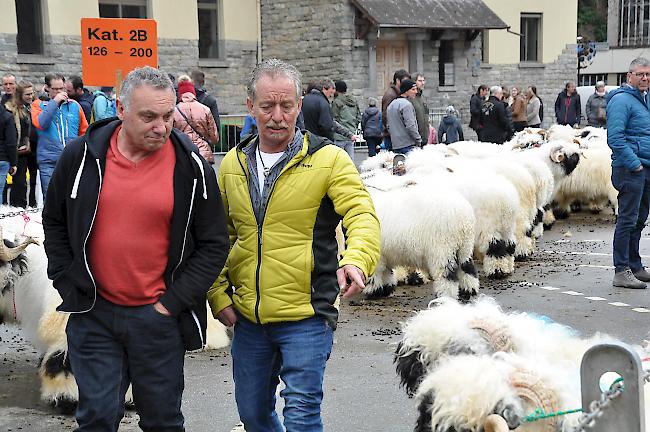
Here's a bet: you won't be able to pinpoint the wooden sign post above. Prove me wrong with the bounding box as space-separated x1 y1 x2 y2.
80 18 158 87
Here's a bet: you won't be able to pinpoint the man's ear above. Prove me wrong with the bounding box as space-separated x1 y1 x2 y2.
246 97 254 115
116 99 125 120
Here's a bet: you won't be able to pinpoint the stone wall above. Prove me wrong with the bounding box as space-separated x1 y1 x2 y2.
0 33 255 115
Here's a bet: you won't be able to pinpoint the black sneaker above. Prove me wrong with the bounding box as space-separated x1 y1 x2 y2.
633 267 650 282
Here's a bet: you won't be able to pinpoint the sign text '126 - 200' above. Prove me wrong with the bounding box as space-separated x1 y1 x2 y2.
81 18 158 86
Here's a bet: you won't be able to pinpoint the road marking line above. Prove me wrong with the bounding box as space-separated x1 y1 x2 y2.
562 291 584 296
578 264 614 269
539 286 560 291
585 296 607 301
632 307 650 313
542 250 650 259
609 302 630 307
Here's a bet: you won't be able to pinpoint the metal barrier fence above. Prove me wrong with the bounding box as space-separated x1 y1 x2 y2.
216 114 246 153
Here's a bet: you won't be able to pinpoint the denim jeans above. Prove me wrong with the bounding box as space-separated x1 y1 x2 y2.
66 296 186 432
365 137 381 157
393 145 416 155
334 140 355 160
382 136 392 151
231 314 334 432
0 161 10 200
39 159 57 202
611 165 650 272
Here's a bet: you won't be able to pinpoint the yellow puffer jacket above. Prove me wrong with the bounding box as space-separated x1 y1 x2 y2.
208 132 380 327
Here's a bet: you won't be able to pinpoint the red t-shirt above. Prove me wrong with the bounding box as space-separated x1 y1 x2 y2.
88 126 175 306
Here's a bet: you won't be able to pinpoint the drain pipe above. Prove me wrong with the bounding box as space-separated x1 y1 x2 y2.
256 0 262 63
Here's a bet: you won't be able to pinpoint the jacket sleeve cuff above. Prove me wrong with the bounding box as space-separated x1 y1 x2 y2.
339 257 369 280
207 285 233 318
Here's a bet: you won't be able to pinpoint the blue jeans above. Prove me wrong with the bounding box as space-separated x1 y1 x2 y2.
39 159 57 202
0 161 10 199
66 296 186 432
334 140 355 160
231 314 334 432
382 136 392 151
393 145 415 155
611 166 650 272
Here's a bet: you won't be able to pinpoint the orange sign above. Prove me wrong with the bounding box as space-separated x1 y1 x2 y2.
81 18 158 86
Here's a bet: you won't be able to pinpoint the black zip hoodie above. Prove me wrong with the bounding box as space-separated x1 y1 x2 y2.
42 118 229 350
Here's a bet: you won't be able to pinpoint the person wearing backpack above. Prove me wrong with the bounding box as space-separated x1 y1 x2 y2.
361 97 381 156
437 105 464 144
173 75 218 164
91 87 116 122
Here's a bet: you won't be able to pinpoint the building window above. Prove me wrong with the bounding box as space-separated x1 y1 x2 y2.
198 0 223 59
438 41 454 86
520 13 542 62
617 72 628 85
620 0 650 46
15 0 44 55
579 73 608 86
99 0 147 19
481 30 489 63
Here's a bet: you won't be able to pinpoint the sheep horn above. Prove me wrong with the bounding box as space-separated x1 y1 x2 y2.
0 227 38 262
483 414 510 432
550 146 565 163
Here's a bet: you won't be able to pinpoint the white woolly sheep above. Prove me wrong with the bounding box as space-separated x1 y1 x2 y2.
365 184 480 301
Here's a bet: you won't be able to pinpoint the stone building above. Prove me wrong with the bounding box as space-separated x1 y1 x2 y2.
261 0 579 131
0 0 259 116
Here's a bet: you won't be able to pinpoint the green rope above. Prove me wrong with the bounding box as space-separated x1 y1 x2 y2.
522 407 583 423
522 377 626 423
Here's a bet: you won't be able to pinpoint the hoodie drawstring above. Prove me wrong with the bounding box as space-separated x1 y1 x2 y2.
190 152 208 199
71 143 87 199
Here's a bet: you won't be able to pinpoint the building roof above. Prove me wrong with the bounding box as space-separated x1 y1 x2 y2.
350 0 508 30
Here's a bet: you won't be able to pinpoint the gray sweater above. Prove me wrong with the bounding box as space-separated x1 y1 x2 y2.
387 97 421 149
526 96 541 126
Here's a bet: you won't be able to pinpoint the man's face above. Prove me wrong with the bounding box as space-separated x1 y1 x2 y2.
416 76 426 91
247 75 301 150
64 82 82 98
404 86 417 99
22 87 34 105
2 76 16 96
117 85 176 154
46 79 66 100
566 83 576 95
323 86 335 100
628 67 650 92
480 88 488 98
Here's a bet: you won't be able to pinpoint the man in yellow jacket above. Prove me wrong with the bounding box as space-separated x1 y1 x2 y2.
209 58 380 431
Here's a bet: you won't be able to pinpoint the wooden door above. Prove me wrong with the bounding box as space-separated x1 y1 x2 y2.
376 40 409 95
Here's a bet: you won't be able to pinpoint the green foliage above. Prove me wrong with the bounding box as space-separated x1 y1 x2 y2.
578 0 608 42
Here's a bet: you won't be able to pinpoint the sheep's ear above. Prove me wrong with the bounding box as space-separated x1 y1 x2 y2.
394 342 427 397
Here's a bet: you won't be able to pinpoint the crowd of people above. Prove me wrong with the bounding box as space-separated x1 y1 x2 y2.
0 70 222 208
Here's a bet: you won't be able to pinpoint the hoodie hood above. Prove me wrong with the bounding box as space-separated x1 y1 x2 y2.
606 83 645 104
442 115 456 125
365 106 379 115
180 92 198 103
337 93 357 107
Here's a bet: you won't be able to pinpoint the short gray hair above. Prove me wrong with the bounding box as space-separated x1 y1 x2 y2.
490 85 502 96
629 57 650 71
247 58 302 101
595 80 606 89
119 66 174 112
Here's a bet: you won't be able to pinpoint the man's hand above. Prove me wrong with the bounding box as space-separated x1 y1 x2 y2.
337 264 366 298
153 301 171 316
53 92 68 105
8 166 16 176
351 135 360 142
635 165 644 172
216 305 237 327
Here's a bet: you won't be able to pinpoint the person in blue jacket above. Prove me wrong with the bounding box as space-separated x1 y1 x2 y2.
31 73 88 199
607 57 650 289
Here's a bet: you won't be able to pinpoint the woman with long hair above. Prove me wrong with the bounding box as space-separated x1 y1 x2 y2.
4 81 34 207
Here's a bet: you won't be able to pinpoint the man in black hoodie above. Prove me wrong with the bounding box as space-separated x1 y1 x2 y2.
43 66 229 431
479 86 509 144
554 81 581 127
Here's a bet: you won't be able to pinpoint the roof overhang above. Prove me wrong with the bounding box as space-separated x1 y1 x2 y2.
350 0 508 30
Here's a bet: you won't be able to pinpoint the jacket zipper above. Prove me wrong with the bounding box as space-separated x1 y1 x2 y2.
171 179 203 345
73 158 102 314
250 149 309 324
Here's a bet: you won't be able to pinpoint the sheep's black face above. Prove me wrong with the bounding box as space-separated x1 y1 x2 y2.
494 400 522 429
561 153 580 176
395 342 428 397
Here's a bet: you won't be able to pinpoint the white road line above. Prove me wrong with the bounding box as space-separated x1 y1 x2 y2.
562 291 584 296
632 308 650 313
539 286 560 291
578 264 614 269
609 302 630 307
585 296 607 301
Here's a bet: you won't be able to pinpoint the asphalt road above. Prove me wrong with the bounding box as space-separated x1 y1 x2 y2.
2 209 649 432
